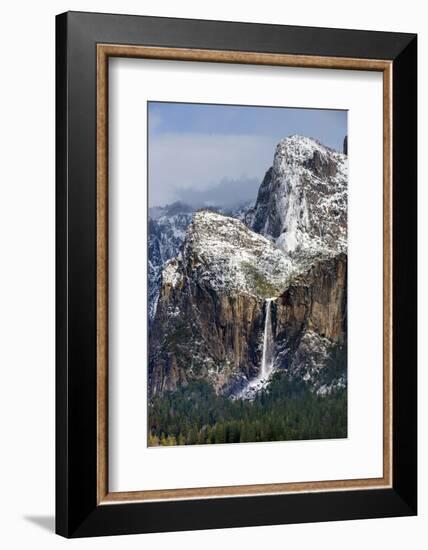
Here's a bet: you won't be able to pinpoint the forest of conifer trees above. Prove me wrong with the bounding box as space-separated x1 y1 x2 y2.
148 371 347 446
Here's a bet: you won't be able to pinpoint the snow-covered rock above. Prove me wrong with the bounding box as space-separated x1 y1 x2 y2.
148 201 256 321
247 135 347 269
148 202 194 321
176 209 294 299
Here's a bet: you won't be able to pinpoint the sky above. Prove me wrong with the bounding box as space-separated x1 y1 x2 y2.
148 102 347 208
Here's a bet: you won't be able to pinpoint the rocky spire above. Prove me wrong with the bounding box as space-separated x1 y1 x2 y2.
247 135 348 263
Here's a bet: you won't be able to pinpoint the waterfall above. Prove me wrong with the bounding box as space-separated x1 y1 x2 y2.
236 298 276 399
260 298 274 380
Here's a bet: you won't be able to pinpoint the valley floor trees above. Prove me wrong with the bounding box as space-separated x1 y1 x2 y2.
148 371 347 446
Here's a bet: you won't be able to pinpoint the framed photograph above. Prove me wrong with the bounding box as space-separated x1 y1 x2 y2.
56 11 417 538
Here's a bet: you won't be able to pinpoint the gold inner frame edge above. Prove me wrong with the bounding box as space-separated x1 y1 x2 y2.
96 44 393 505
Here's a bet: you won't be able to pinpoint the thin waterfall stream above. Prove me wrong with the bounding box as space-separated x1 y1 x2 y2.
260 298 274 380
236 298 276 399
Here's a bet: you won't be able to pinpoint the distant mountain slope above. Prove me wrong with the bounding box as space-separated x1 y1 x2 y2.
148 202 194 322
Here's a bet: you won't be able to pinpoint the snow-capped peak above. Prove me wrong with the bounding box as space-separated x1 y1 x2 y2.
249 134 347 263
274 135 334 168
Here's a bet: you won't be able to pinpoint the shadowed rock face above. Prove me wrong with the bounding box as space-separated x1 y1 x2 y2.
149 282 265 396
304 149 338 179
275 253 347 345
273 254 347 386
250 167 274 235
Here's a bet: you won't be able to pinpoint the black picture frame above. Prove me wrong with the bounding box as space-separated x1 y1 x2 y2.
56 10 417 538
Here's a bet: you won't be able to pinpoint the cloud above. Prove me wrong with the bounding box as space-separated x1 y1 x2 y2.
148 133 276 206
176 175 260 208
